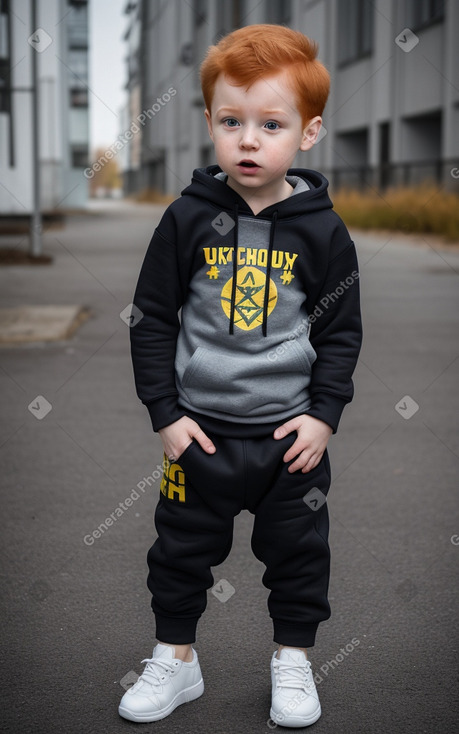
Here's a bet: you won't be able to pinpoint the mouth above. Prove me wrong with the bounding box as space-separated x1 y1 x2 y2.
237 160 261 172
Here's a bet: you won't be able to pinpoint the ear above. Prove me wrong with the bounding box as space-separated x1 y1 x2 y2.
204 109 214 141
299 116 323 151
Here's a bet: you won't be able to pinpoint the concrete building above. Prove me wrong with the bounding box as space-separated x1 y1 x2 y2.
0 0 90 215
121 0 459 196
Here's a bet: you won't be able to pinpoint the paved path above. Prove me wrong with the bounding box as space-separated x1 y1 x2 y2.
0 201 458 733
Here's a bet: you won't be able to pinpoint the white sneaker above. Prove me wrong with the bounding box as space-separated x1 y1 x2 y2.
270 648 321 728
118 643 204 723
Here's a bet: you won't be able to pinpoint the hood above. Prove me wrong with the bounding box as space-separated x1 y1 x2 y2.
180 165 333 337
180 164 333 219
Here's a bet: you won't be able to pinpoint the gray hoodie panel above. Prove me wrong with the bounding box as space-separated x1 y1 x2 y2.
174 176 318 424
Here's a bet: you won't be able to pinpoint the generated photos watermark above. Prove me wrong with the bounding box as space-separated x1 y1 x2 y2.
120 303 144 327
395 28 419 53
28 395 53 420
211 578 236 602
267 269 360 363
84 87 177 180
395 395 419 420
303 487 327 511
28 27 53 53
83 460 168 546
267 638 360 728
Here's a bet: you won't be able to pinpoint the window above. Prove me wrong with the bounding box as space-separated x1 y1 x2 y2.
215 0 242 39
0 0 10 114
334 127 370 189
267 0 292 25
193 0 207 26
338 0 374 66
0 59 9 113
406 0 444 31
67 2 88 49
70 87 88 107
0 0 8 59
379 122 390 189
68 49 88 88
71 144 89 168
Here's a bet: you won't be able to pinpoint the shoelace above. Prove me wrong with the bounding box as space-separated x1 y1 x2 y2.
273 657 315 692
133 657 180 691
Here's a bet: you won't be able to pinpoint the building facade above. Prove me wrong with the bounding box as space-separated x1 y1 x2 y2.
121 0 459 196
0 0 90 215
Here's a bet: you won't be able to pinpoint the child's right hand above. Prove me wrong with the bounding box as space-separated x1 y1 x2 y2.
159 416 216 462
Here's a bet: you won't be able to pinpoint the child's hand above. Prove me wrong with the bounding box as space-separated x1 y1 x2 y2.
159 416 216 462
273 414 333 473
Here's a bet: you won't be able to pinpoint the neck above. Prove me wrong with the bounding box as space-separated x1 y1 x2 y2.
226 177 293 215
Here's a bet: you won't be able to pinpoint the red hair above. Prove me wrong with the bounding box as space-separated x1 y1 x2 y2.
200 24 330 125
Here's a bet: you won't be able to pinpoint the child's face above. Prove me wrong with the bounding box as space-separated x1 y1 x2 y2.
205 70 322 200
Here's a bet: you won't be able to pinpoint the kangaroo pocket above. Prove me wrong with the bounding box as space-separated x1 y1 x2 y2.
179 340 316 417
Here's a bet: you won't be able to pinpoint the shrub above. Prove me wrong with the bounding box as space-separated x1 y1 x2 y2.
332 185 459 241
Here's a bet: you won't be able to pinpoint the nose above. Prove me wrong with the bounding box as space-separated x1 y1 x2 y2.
239 124 259 150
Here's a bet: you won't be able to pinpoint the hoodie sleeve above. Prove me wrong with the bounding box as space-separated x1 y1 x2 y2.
129 218 186 432
306 236 362 434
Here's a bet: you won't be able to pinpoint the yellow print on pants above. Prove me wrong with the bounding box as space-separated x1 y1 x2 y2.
160 455 186 502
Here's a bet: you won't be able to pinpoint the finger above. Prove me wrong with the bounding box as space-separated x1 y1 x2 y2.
273 417 301 440
302 450 325 473
287 450 315 474
174 439 193 460
283 439 311 464
192 428 216 454
301 456 319 473
161 441 175 460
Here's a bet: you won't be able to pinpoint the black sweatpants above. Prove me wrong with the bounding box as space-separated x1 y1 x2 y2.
147 429 332 648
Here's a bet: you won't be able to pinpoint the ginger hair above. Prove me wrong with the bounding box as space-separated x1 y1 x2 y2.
200 24 330 125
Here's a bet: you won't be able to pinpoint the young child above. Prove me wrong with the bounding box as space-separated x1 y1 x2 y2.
120 24 362 728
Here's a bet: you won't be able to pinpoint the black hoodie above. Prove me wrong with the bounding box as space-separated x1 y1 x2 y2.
130 166 362 436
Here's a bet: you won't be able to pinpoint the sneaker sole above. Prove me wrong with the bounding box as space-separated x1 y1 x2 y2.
269 703 321 728
118 678 204 723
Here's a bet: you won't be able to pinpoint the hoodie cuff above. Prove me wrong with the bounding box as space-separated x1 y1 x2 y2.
306 393 349 435
145 395 186 432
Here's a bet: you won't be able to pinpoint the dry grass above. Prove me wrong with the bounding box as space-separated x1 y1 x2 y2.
127 184 459 241
129 188 176 206
332 185 459 242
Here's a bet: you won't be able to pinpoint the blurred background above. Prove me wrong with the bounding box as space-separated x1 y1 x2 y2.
1 5 458 732
0 0 458 242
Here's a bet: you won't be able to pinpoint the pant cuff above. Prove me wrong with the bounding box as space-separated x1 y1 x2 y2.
154 613 199 644
273 620 319 648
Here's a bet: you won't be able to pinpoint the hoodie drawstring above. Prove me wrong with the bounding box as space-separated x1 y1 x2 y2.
228 206 278 337
229 204 239 335
262 210 277 337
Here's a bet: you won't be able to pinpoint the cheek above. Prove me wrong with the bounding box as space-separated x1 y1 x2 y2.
266 139 296 160
211 143 230 168
213 136 232 157
271 137 302 159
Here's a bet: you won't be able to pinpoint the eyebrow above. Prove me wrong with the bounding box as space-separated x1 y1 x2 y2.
215 107 289 117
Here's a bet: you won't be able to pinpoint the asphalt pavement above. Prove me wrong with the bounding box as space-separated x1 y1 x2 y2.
0 199 458 734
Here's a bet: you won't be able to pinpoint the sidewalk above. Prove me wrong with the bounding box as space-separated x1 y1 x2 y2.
0 199 458 734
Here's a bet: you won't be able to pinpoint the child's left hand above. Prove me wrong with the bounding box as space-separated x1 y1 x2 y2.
273 414 333 473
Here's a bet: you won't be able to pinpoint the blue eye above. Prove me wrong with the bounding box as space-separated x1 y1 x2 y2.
223 118 239 127
265 121 279 130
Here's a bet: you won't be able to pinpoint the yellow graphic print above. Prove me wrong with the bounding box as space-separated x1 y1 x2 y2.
221 266 278 331
160 455 186 502
203 246 298 272
280 270 294 285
